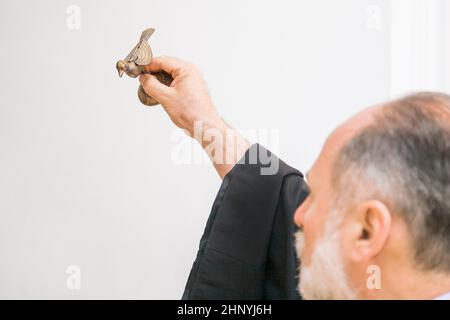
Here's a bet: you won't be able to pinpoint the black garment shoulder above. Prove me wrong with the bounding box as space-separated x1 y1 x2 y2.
182 144 310 300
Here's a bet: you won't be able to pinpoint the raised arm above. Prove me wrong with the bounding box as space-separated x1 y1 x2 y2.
140 57 309 299
139 56 252 179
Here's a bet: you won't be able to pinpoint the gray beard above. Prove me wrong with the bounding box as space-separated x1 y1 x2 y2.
295 219 357 300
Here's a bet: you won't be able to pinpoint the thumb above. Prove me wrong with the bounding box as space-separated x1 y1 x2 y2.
139 74 173 104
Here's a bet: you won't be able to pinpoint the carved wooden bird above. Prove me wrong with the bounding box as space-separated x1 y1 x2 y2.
116 27 172 106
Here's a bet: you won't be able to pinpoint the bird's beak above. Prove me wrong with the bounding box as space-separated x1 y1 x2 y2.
116 60 126 77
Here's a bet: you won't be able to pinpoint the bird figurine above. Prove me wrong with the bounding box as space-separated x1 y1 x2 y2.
116 27 173 106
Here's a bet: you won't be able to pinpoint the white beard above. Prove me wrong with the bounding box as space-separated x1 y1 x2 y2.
295 218 356 300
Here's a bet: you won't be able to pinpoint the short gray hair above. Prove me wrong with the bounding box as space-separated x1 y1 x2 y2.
333 92 450 272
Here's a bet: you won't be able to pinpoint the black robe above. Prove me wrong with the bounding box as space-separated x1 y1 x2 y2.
182 144 310 299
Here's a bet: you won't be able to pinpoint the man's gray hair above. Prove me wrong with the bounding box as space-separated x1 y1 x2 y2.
333 92 450 272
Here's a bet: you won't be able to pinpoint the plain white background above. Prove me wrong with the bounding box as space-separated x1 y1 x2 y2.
0 0 448 299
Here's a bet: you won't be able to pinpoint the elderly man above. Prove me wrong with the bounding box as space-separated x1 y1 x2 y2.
140 56 450 300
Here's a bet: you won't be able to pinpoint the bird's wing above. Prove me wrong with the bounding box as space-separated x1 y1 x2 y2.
123 28 154 64
140 28 155 42
133 40 153 65
124 42 139 62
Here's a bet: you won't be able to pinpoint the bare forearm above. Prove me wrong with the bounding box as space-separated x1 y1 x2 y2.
139 57 252 178
194 119 252 179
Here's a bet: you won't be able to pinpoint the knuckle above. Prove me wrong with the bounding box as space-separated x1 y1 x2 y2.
141 76 151 87
143 77 155 91
185 62 197 71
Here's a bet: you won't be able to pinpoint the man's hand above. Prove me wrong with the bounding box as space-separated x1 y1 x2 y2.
139 56 221 137
139 56 252 179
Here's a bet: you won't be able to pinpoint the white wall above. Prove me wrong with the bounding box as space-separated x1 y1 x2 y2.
0 0 447 299
390 0 450 96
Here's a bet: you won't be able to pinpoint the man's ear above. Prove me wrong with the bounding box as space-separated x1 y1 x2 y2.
348 200 392 263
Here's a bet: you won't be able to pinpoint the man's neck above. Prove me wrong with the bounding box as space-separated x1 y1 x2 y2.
362 266 450 300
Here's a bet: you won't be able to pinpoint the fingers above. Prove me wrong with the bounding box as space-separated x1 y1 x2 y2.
143 56 189 77
139 74 174 104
